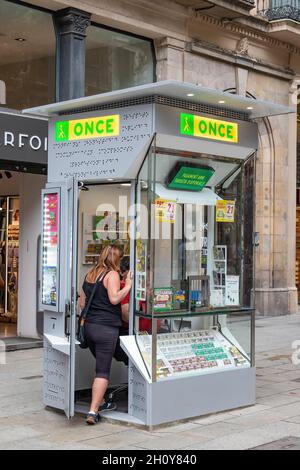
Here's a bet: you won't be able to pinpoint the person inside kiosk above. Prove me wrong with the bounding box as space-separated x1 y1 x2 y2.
79 245 132 425
113 255 131 366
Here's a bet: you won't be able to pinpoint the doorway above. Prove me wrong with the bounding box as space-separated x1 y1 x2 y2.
74 182 133 414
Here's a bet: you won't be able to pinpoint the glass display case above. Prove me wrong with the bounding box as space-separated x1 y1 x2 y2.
134 140 255 383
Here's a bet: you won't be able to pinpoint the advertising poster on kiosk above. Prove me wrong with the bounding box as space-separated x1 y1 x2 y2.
42 192 59 308
216 200 236 223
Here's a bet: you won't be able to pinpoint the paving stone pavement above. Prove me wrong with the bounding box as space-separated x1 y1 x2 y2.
0 314 300 450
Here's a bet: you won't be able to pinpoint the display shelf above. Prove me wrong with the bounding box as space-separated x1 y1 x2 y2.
136 328 251 381
135 306 255 319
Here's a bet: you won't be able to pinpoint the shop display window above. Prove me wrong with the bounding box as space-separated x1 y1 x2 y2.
0 196 20 322
134 140 255 382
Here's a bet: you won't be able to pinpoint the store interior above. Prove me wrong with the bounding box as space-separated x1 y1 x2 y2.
0 170 46 339
0 194 20 325
75 183 132 412
0 171 20 338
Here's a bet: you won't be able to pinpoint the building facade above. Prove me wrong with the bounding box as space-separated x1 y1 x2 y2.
0 0 299 338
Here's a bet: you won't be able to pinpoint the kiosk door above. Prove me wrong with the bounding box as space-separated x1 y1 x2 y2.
42 179 79 419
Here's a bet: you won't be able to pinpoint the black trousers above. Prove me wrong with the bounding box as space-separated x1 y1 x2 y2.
85 322 119 380
114 326 129 366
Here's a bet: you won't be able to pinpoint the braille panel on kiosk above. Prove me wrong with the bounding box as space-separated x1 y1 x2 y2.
24 81 294 427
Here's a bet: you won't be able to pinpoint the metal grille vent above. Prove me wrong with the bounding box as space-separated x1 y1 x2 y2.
59 96 154 116
155 96 249 121
59 95 249 121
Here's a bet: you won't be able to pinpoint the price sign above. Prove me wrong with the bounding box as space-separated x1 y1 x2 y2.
216 200 235 223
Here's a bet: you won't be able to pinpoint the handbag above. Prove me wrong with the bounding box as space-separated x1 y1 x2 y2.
77 275 102 349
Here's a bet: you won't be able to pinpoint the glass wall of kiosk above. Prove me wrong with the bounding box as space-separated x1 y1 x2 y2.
121 138 255 426
134 141 254 375
27 82 292 427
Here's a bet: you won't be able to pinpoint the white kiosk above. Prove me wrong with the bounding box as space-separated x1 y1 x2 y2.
24 81 294 427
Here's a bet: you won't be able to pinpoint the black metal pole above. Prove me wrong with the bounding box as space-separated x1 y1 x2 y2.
54 7 91 102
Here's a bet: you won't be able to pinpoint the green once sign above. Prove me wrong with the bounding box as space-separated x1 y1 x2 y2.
180 113 239 144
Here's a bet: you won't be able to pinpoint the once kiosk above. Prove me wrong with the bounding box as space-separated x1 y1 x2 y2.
25 81 293 427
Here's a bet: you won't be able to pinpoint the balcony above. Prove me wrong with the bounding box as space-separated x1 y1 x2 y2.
258 1 300 22
174 1 255 18
257 1 300 46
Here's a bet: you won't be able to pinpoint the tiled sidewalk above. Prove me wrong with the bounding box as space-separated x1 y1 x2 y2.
0 314 300 450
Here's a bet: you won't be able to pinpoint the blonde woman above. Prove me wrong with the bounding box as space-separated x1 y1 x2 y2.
79 245 132 425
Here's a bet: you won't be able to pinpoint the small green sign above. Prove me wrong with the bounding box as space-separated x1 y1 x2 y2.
167 164 215 192
56 121 69 142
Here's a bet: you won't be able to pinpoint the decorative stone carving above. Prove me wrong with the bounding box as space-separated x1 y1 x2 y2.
235 37 250 55
55 8 91 37
195 12 300 55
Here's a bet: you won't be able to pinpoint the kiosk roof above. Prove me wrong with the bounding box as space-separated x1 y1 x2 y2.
23 80 294 120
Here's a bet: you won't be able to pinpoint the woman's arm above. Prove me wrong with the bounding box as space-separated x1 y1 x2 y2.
121 302 130 323
105 271 132 306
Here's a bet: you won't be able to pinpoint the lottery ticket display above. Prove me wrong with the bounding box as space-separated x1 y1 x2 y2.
137 329 250 380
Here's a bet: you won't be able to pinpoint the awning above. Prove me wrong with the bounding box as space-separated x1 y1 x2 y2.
155 183 222 206
23 80 294 119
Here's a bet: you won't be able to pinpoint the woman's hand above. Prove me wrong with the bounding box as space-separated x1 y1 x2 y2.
125 271 133 289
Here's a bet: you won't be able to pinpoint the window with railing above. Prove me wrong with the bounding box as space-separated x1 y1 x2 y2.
258 0 300 21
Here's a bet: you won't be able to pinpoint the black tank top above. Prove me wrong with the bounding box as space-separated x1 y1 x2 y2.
83 272 122 328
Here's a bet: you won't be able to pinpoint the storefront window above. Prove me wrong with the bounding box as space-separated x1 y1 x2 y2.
0 0 55 109
85 25 154 96
0 196 20 322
